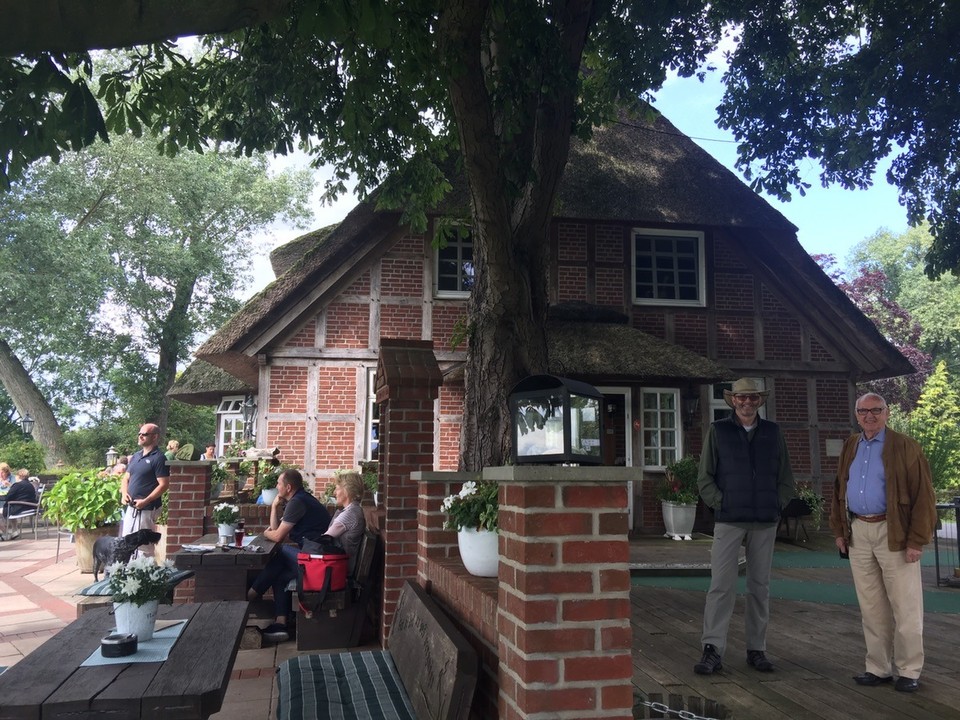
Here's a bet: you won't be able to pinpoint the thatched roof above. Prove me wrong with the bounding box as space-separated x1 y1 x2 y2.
196 104 910 385
167 360 253 405
554 110 797 230
547 321 730 383
269 223 338 277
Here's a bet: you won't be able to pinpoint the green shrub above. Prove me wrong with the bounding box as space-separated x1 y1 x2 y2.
41 469 122 531
0 440 45 474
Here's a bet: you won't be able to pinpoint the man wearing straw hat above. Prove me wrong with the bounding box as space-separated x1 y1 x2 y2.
694 378 796 675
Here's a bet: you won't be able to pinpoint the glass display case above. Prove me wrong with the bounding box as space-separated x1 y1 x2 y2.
509 375 604 465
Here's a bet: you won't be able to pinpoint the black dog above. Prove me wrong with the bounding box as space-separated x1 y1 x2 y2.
92 529 163 581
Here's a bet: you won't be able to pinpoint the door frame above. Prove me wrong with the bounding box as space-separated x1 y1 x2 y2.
597 386 634 529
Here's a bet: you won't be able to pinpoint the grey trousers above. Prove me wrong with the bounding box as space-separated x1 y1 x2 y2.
701 522 778 655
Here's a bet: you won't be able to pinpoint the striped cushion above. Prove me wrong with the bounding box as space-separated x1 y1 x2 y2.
277 652 416 720
77 569 195 596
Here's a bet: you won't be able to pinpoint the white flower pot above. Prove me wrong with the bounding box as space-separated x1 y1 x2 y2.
113 599 159 641
457 528 499 577
662 500 697 541
260 488 279 504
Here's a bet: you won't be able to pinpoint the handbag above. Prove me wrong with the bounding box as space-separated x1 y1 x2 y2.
296 544 349 618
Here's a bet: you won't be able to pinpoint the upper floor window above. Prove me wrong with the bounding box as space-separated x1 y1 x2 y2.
641 388 680 469
632 229 705 306
435 227 474 297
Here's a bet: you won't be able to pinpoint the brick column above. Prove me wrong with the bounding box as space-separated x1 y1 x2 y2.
167 461 213 602
489 466 634 720
375 339 442 641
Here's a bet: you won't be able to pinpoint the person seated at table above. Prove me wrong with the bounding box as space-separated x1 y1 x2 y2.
0 463 13 490
1 469 38 538
324 470 367 572
247 468 331 642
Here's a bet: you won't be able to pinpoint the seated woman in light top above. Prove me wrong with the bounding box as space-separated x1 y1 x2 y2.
323 470 367 568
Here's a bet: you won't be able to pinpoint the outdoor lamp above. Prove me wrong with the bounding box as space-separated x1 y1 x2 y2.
20 413 34 437
241 394 257 440
509 374 604 465
106 446 118 468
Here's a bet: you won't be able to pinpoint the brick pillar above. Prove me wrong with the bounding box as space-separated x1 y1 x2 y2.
375 339 442 641
167 461 213 602
490 466 634 720
415 471 480 574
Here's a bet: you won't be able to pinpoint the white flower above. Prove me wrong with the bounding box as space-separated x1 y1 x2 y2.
458 481 477 498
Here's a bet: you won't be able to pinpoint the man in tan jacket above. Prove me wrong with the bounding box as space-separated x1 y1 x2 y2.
830 392 937 693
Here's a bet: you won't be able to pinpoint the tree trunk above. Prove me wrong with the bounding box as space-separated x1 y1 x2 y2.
440 0 595 469
0 339 68 467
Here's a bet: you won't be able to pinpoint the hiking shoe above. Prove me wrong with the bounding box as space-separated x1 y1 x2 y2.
262 623 290 642
694 644 723 674
747 650 774 672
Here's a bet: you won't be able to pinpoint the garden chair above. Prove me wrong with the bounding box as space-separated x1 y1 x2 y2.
2 486 45 541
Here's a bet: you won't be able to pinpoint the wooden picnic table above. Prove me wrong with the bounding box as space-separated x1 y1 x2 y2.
172 533 277 602
0 600 248 720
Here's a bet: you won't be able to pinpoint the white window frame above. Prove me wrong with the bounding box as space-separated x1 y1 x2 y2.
434 227 474 298
640 388 681 470
365 368 380 460
217 395 248 452
709 378 766 423
631 228 706 307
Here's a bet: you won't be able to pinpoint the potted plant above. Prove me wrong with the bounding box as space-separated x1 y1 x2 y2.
41 469 122 573
796 485 826 530
108 555 179 641
441 479 499 577
657 455 700 541
256 463 292 505
212 502 240 542
209 462 231 499
360 460 379 505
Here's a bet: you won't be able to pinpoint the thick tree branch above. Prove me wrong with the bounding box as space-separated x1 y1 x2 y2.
0 0 292 55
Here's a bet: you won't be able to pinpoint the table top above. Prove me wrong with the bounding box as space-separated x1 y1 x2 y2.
172 533 277 569
0 601 249 720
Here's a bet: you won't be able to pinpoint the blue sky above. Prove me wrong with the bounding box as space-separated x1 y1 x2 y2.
652 69 908 264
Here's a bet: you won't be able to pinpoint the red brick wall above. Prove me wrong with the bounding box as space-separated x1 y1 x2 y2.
285 318 316 348
268 366 309 414
326 301 370 348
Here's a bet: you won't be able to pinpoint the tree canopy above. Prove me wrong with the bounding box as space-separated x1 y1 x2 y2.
0 131 312 464
2 1 957 466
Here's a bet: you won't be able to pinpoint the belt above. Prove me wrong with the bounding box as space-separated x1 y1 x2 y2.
852 513 886 523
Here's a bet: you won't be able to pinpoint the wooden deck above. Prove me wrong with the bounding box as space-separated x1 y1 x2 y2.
629 533 960 719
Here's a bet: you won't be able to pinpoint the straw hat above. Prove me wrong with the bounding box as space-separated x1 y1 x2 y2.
722 378 769 408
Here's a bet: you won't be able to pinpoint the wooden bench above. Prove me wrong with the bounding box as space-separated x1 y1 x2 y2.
277 580 478 720
293 528 383 651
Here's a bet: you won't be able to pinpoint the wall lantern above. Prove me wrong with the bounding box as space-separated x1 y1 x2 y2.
241 394 257 440
19 412 34 437
106 446 118 468
509 375 604 465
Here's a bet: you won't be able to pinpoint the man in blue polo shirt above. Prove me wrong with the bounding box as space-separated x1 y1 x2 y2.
119 423 170 558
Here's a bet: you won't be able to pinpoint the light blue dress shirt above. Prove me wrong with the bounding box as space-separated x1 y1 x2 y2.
847 428 887 516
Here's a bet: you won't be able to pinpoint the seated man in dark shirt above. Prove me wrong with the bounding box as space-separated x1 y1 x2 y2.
1 469 38 538
247 468 331 642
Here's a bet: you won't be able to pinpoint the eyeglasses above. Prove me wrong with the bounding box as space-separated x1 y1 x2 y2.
733 394 761 403
855 407 886 416
138 432 157 437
